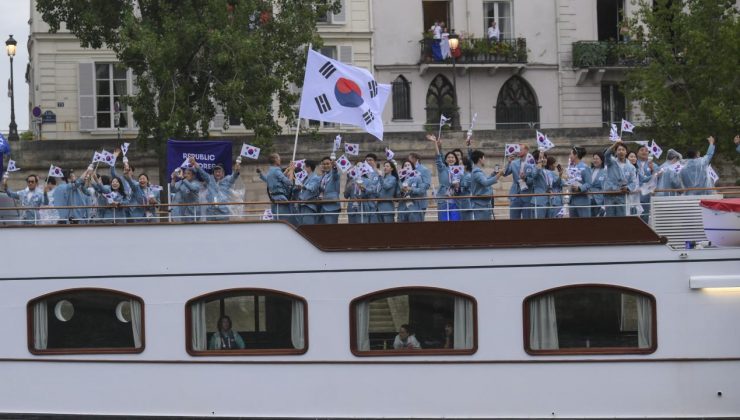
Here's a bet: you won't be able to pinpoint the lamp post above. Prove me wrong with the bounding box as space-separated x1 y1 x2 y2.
5 35 19 142
447 31 461 130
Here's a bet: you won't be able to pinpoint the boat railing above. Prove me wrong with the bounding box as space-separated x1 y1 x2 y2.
0 186 737 226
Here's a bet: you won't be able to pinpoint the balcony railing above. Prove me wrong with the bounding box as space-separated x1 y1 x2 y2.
419 37 527 65
572 41 647 68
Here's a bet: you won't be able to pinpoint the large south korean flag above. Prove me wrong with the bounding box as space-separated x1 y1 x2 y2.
299 49 390 141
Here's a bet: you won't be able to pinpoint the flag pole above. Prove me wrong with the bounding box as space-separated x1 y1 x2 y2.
291 43 313 163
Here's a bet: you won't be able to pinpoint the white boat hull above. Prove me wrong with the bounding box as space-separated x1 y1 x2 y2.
702 207 740 247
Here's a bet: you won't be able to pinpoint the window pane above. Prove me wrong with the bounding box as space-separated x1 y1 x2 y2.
355 290 475 353
97 113 111 128
30 290 143 352
113 80 128 96
113 65 128 80
95 64 110 80
97 97 111 112
96 80 110 96
190 291 305 353
527 287 654 353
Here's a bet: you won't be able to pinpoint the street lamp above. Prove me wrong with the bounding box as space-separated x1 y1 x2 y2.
5 35 19 142
448 31 461 130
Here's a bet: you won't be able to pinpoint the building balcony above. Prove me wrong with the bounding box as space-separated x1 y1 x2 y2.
418 37 528 76
571 41 646 85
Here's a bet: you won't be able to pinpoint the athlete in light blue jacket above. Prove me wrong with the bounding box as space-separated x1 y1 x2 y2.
469 150 504 221
295 160 321 225
259 153 295 223
318 157 341 224
3 174 46 224
680 136 716 195
604 142 638 217
378 161 400 223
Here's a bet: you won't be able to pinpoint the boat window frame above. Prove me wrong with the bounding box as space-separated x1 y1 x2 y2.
185 288 309 357
349 286 478 357
27 287 146 356
523 284 657 356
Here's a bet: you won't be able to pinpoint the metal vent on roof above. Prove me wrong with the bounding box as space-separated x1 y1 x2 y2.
650 194 722 249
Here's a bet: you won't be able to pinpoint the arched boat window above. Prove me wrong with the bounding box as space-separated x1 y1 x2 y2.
350 287 477 356
186 289 308 356
523 285 657 355
27 288 144 355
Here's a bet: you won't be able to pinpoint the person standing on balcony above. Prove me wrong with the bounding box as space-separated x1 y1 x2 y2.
488 20 500 42
431 20 443 61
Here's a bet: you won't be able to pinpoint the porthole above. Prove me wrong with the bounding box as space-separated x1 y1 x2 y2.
54 300 74 322
115 301 131 323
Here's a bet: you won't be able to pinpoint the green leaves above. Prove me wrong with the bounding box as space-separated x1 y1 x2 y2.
37 0 339 147
622 0 739 155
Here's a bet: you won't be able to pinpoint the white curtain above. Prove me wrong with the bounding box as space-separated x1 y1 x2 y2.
191 301 207 351
636 295 652 348
453 297 474 349
33 301 48 350
529 295 559 350
356 301 370 351
130 300 142 349
290 300 305 349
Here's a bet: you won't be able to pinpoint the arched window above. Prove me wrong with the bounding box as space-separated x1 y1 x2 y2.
495 76 539 129
392 75 412 120
425 74 456 126
27 288 144 355
524 285 656 355
350 287 476 356
186 288 307 356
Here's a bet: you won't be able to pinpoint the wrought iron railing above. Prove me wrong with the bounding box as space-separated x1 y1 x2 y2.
419 37 527 65
572 41 647 68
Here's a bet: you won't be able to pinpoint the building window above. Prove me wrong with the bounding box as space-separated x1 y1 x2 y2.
524 285 656 355
186 289 307 356
483 1 513 40
28 289 144 354
601 84 626 127
351 287 476 356
425 74 456 127
495 76 539 129
95 63 130 129
392 75 412 120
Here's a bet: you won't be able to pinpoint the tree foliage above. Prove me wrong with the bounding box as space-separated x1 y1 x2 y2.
37 0 339 146
623 0 739 155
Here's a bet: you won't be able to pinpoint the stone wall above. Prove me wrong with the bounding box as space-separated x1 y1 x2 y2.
3 128 738 202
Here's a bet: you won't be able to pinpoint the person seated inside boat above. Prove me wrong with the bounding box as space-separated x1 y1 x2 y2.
443 322 453 349
209 316 245 350
393 324 421 350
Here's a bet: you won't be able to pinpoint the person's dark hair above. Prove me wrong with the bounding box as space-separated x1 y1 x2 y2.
46 176 56 186
269 153 280 165
470 150 485 164
409 152 421 161
615 142 629 154
320 156 331 163
384 160 399 180
637 144 649 153
26 174 39 183
60 169 71 183
546 156 557 170
217 315 233 331
110 176 127 198
627 151 637 160
462 156 473 172
138 173 149 183
365 153 378 161
400 323 413 334
686 149 698 159
401 158 415 170
304 160 316 171
443 151 459 167
532 150 543 161
591 152 605 169
100 175 110 186
572 146 587 160
451 148 463 159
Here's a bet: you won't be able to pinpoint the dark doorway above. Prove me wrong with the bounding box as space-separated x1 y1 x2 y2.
422 1 450 32
597 0 624 41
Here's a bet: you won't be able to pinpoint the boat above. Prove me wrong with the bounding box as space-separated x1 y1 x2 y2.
0 215 739 419
701 198 740 247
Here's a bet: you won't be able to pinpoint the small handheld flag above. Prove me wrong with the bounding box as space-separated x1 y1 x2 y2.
333 135 342 152
180 158 194 169
7 159 20 172
536 131 554 152
385 147 394 160
609 124 620 141
101 150 116 167
293 159 306 172
504 143 521 157
121 142 131 156
102 192 116 204
449 165 464 180
707 166 719 185
344 143 359 156
526 153 536 166
262 209 274 221
240 143 261 159
294 169 308 184
621 119 635 134
92 151 104 163
336 155 353 172
649 140 663 159
466 112 478 143
48 165 64 178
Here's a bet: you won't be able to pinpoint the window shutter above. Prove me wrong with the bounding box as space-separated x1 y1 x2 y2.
331 0 346 24
78 63 95 131
338 45 353 65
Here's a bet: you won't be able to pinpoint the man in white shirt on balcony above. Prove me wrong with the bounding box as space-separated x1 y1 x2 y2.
488 20 500 42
